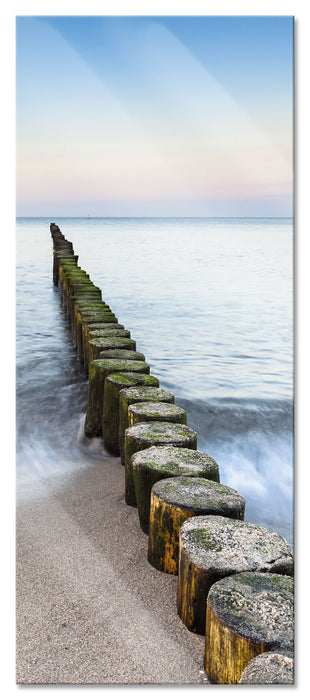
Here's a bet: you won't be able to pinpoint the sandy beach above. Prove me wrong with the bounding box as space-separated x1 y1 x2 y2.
16 455 209 685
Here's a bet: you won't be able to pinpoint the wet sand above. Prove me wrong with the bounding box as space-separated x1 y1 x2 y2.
16 456 209 685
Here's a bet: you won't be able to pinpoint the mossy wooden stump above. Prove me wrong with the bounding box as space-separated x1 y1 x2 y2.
66 283 101 307
177 514 294 635
102 373 160 456
53 253 78 285
119 387 174 465
80 313 119 332
75 302 111 317
89 328 130 339
76 314 119 362
205 572 294 684
99 349 146 361
128 401 187 427
69 293 108 319
64 283 101 311
124 423 198 507
85 330 132 371
73 302 113 328
88 331 136 362
81 321 122 363
69 294 103 320
88 337 137 364
84 360 150 437
239 650 294 685
85 320 123 337
78 311 118 330
82 323 124 361
131 446 220 534
148 477 245 575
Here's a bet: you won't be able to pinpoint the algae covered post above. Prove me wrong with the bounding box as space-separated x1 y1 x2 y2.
131 446 220 534
177 515 294 635
147 476 246 575
84 359 151 437
205 572 294 684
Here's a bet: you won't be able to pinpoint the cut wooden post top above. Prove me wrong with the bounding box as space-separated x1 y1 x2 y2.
125 422 197 446
131 445 219 481
152 476 245 517
207 571 294 652
179 514 293 574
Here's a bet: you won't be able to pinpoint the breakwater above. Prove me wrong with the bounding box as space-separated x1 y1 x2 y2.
50 222 294 685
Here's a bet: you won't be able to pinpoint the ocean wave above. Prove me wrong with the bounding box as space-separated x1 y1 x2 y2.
177 396 293 441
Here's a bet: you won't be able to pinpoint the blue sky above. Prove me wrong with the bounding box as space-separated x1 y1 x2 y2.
16 15 293 217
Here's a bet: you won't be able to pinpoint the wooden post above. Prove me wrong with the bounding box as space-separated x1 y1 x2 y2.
205 572 294 684
84 360 150 437
177 515 294 635
131 446 220 534
148 477 245 575
124 423 198 507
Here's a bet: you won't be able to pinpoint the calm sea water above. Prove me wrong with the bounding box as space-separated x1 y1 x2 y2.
16 217 294 545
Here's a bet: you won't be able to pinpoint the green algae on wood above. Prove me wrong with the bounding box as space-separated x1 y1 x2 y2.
128 402 187 427
147 477 245 575
73 299 108 317
99 349 145 361
84 360 151 437
102 373 160 456
84 330 132 371
88 337 137 364
81 321 122 365
177 514 294 636
69 294 106 319
76 314 119 355
205 572 294 684
63 283 101 311
119 388 174 465
83 323 124 354
124 423 197 507
89 329 130 339
53 253 78 285
131 446 220 535
78 311 118 324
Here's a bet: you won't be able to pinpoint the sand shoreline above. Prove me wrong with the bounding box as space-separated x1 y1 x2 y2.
16 456 209 685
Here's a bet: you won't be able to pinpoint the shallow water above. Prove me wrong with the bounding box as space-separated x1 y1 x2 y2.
16 217 293 545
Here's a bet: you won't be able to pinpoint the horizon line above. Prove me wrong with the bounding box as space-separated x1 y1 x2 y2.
16 215 293 220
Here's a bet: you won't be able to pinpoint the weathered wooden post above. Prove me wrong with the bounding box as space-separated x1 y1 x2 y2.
177 515 294 635
127 402 187 427
88 337 137 365
131 446 220 534
147 477 245 575
84 359 151 437
53 253 78 286
124 423 198 507
76 312 120 363
99 349 145 361
119 387 174 464
205 572 294 684
102 381 168 456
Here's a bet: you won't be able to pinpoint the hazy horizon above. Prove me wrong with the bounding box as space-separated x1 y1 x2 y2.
16 214 293 220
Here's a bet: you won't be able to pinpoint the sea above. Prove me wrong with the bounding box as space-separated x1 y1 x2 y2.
16 217 294 546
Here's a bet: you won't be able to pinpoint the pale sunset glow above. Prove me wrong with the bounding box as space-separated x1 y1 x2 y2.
16 15 293 216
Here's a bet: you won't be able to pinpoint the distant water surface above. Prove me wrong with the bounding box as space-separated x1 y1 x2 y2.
16 217 293 546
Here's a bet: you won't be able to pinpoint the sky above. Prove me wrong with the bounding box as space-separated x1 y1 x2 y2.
15 14 294 217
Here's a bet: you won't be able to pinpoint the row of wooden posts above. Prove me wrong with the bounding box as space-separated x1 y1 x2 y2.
51 223 294 685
